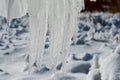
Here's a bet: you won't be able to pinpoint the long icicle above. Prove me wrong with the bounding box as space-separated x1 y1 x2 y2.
48 0 59 69
7 0 28 26
48 0 65 69
28 0 85 73
36 0 48 70
61 0 71 73
28 0 48 72
61 0 85 73
72 0 85 45
28 0 42 73
0 0 7 17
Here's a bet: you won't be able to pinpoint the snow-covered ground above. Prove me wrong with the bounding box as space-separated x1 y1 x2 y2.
0 12 120 80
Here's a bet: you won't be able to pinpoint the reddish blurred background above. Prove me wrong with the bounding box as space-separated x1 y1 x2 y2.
82 0 120 13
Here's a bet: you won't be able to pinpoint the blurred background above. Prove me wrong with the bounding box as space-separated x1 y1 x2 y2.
82 0 120 13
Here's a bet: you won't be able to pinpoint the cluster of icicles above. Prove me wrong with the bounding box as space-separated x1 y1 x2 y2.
0 0 85 73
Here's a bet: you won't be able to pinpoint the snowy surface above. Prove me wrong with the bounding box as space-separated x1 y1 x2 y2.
0 12 120 80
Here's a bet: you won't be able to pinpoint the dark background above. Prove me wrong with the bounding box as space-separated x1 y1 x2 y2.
82 0 120 13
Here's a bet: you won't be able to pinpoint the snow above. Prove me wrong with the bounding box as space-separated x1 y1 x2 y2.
0 0 120 80
100 45 120 80
86 55 101 80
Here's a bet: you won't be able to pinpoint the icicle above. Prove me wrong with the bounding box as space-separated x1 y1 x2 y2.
28 0 41 72
47 0 56 69
72 0 85 45
7 0 28 26
61 0 72 73
28 0 85 73
0 0 7 17
61 0 85 73
48 0 65 69
36 0 48 70
28 0 48 71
